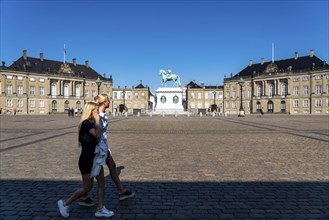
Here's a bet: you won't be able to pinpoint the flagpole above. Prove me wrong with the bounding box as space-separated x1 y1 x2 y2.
64 44 66 63
272 43 274 63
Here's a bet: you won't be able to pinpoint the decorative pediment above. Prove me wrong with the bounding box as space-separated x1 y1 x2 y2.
265 62 278 73
59 63 74 74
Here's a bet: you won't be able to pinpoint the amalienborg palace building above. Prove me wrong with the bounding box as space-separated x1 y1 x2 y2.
0 49 328 115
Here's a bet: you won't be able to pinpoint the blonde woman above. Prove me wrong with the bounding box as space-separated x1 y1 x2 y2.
57 102 114 218
80 94 134 205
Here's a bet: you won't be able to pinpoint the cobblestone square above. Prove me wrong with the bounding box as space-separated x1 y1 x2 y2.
1 114 328 219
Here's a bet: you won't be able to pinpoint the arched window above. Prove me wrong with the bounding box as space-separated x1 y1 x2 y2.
64 100 69 110
281 83 287 96
269 84 274 97
64 83 69 98
256 101 261 112
52 100 57 112
281 101 286 112
268 101 274 113
75 84 80 97
257 85 262 97
51 83 57 98
76 101 81 110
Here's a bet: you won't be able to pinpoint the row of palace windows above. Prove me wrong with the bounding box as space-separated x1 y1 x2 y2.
225 84 329 99
113 91 146 100
225 99 329 109
5 99 82 109
189 92 223 100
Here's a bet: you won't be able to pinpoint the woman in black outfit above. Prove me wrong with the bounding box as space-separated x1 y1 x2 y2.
57 102 114 218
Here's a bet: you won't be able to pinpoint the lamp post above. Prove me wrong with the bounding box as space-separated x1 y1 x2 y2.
95 76 102 95
212 90 216 112
123 86 126 110
238 77 245 117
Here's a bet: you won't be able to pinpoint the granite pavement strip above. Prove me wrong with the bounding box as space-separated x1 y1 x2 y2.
0 114 328 220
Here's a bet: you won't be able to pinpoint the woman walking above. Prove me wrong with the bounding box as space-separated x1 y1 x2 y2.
57 102 114 218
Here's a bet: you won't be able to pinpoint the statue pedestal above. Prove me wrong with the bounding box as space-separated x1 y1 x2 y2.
155 87 184 114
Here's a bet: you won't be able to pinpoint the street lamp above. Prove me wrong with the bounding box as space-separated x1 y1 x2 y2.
123 86 126 111
212 90 216 112
238 77 245 117
95 76 102 95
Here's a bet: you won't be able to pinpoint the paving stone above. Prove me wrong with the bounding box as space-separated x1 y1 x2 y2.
0 114 328 219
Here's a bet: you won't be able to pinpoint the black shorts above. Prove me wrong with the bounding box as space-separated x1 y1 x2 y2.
78 151 95 175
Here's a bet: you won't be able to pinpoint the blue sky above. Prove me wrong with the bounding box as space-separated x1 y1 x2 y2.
1 0 328 93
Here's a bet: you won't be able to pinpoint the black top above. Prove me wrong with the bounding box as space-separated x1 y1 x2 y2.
79 120 98 152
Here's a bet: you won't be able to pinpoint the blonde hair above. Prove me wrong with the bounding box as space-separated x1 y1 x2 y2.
94 94 109 105
78 102 98 131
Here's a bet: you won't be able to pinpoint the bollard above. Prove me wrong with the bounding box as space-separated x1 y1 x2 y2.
162 112 165 117
125 112 128 117
200 112 202 117
137 112 140 117
212 112 215 117
187 112 190 117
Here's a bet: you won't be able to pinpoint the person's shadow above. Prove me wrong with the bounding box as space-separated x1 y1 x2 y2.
116 166 125 176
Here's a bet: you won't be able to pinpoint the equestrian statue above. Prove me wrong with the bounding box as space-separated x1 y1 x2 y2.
159 66 181 87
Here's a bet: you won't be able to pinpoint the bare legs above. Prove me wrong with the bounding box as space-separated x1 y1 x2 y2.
65 167 105 210
106 156 125 194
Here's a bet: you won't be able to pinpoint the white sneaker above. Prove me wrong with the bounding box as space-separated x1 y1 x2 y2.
95 206 114 217
57 199 69 218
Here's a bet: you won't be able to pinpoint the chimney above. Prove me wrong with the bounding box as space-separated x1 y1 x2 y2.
140 80 142 84
2 61 5 67
23 50 27 60
103 73 106 78
40 53 44 61
294 52 298 60
249 59 252 66
261 57 264 65
230 73 233 78
85 60 89 68
72 58 77 66
310 49 314 57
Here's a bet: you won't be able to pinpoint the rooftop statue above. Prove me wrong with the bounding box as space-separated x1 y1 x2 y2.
159 66 181 87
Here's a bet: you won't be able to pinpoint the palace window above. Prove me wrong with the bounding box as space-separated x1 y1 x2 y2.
17 76 23 80
190 102 195 109
6 99 12 107
39 78 45 83
225 92 229 99
29 100 35 108
134 93 138 99
293 77 299 82
257 85 262 97
17 85 23 95
205 92 209 100
293 87 299 96
198 92 202 99
29 77 35 82
29 86 35 95
226 102 230 109
281 83 287 96
39 100 45 108
315 85 322 94
113 92 117 99
17 100 23 107
63 84 69 98
303 100 309 107
6 75 13 79
191 93 195 99
75 85 80 97
315 99 322 107
84 90 89 98
141 92 145 99
51 83 57 98
92 90 96 98
218 92 223 99
127 92 131 99
269 84 274 97
315 75 321 80
303 86 309 95
39 87 44 96
293 100 299 108
6 85 12 94
303 76 309 81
